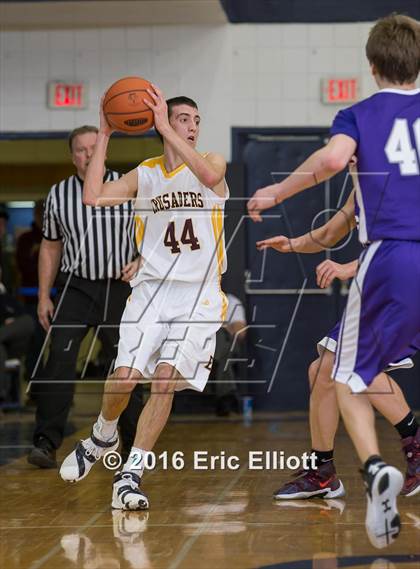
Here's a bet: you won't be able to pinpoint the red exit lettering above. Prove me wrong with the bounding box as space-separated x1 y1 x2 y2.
324 78 358 104
53 84 84 108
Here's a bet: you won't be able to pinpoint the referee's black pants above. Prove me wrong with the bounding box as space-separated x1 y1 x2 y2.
33 272 142 453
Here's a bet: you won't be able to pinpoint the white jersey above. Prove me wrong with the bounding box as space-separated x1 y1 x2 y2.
131 154 228 286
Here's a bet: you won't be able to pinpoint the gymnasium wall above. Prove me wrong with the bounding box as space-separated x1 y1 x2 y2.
0 21 383 159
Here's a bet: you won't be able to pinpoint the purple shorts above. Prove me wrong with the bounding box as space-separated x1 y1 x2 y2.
318 319 418 372
331 240 420 392
318 321 420 359
317 320 341 354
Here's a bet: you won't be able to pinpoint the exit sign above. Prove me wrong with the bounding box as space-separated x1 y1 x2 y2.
322 77 359 104
48 81 87 109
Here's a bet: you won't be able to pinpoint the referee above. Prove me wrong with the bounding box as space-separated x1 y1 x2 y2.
28 125 142 469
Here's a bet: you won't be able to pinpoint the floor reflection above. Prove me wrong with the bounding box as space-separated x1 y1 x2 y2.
60 512 151 569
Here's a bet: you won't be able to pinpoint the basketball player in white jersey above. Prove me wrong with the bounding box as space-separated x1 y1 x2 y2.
60 85 229 510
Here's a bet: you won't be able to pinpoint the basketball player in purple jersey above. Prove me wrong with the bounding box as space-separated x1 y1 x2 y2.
257 187 420 500
248 14 420 547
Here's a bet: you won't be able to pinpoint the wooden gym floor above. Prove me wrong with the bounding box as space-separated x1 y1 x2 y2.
1 402 419 569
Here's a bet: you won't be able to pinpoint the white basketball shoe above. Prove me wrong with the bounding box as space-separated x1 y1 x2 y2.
363 461 403 548
112 471 149 510
60 430 119 483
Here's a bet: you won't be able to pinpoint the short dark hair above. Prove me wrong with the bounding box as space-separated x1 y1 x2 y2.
68 125 98 152
366 14 420 84
155 96 198 143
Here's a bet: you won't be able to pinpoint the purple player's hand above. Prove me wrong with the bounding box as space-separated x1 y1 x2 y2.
256 235 294 253
316 259 356 289
247 185 281 222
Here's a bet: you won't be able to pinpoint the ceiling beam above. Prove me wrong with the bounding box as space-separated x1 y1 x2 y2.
0 1 227 29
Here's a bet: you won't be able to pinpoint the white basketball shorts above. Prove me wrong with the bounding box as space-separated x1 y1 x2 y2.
114 279 227 392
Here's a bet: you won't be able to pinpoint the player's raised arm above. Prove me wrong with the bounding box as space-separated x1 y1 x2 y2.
144 84 227 197
248 134 357 221
83 97 139 207
257 189 357 254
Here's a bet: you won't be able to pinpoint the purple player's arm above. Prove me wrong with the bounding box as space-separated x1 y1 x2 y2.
256 188 356 254
256 187 358 288
248 134 357 222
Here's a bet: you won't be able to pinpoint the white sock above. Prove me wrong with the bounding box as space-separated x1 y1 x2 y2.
122 447 147 476
93 413 118 441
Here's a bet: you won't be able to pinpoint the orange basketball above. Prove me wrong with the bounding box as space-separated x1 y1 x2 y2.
103 76 154 134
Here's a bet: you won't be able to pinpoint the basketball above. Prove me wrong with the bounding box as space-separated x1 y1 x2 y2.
103 76 154 134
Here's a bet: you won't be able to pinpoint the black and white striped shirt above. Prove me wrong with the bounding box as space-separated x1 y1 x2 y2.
43 170 136 280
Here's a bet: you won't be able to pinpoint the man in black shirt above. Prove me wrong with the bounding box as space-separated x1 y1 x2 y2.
28 125 142 468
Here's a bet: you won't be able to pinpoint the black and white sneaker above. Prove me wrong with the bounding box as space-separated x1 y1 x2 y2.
363 462 403 548
112 471 149 510
60 431 119 483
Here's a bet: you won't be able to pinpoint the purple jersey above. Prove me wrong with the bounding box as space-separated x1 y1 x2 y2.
331 88 420 244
